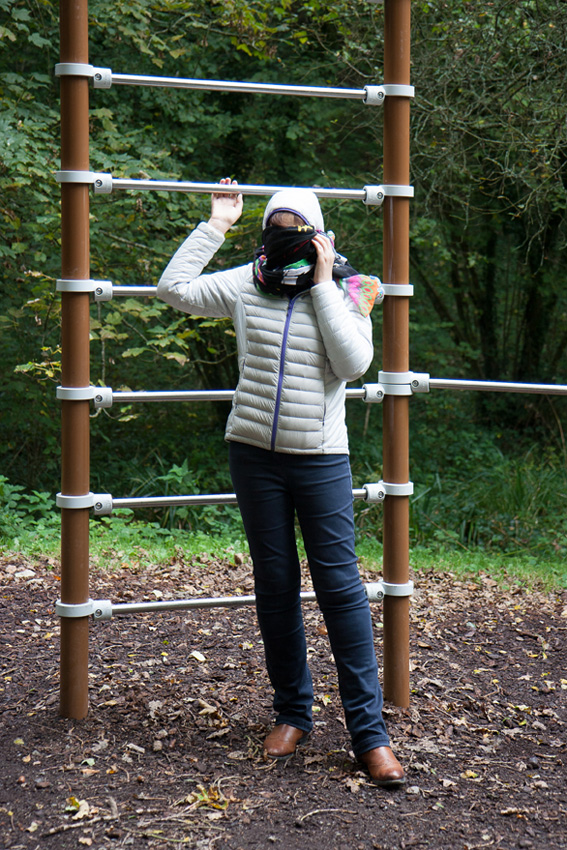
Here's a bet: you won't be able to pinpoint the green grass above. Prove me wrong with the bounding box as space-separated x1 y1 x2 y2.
407 546 567 591
3 508 565 592
356 537 566 590
1 512 249 567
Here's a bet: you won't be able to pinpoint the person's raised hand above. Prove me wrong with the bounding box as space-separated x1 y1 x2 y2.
312 233 336 284
208 177 243 234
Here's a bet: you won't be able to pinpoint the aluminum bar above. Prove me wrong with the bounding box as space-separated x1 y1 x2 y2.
110 388 366 404
110 73 367 101
113 494 239 509
430 378 567 396
109 488 369 512
110 178 367 201
113 286 157 297
113 390 235 403
110 592 314 617
93 582 388 620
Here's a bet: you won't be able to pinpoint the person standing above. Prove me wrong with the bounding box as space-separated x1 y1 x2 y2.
158 178 405 787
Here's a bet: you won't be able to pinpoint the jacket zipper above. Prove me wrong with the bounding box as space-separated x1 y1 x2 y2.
270 295 300 451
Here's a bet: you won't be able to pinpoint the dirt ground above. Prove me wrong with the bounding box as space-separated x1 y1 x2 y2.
1 550 566 850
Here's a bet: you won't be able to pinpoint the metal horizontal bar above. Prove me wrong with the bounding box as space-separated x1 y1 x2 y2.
429 378 567 396
110 73 368 101
113 286 158 297
346 388 367 400
110 388 366 404
92 582 390 619
106 591 315 618
109 178 368 201
113 494 239 509
113 390 235 403
110 488 370 511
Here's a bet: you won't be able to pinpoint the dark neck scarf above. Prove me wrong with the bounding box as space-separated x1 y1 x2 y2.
253 226 317 297
253 225 358 298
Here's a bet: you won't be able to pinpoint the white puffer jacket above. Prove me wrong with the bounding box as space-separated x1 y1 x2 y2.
157 221 374 454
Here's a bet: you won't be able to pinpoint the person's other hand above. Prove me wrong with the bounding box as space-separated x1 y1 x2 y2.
312 233 335 284
208 177 243 234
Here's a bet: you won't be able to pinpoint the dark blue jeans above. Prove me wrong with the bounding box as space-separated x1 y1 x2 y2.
228 441 390 756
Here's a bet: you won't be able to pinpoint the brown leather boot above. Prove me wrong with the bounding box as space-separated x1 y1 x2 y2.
263 724 310 760
358 746 405 788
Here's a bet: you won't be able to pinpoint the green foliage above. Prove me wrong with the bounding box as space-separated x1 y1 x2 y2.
409 448 567 555
0 475 59 548
88 512 249 567
128 455 243 534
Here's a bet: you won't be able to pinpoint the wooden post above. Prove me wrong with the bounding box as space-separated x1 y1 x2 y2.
59 0 91 719
382 0 411 708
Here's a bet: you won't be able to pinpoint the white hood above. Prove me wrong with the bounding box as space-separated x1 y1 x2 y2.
262 189 324 232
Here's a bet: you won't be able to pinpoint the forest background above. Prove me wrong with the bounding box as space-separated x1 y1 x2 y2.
1 0 566 583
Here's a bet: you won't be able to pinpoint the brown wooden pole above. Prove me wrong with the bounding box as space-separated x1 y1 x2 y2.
59 0 91 719
382 0 411 708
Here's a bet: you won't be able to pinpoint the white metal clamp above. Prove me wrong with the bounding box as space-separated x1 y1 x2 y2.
362 84 415 105
56 279 113 296
93 600 114 620
56 493 96 510
363 481 414 502
55 63 112 88
92 494 114 515
381 580 414 598
56 599 96 618
362 383 385 403
55 171 113 193
382 283 414 297
363 184 414 206
363 86 385 105
56 386 113 407
362 580 414 601
56 492 113 513
378 371 430 396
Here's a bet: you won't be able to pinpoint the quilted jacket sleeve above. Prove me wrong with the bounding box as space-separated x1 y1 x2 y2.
157 221 249 318
309 280 374 382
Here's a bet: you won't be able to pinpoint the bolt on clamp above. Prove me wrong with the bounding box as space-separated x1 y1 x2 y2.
55 171 113 193
363 483 386 502
92 67 112 88
92 494 114 515
92 281 114 301
56 279 113 295
363 86 386 105
54 63 112 88
362 383 385 403
92 600 113 620
410 373 430 393
364 84 415 104
363 481 414 502
363 184 414 206
56 386 113 408
364 580 415 601
93 388 114 409
377 371 430 396
364 582 385 602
